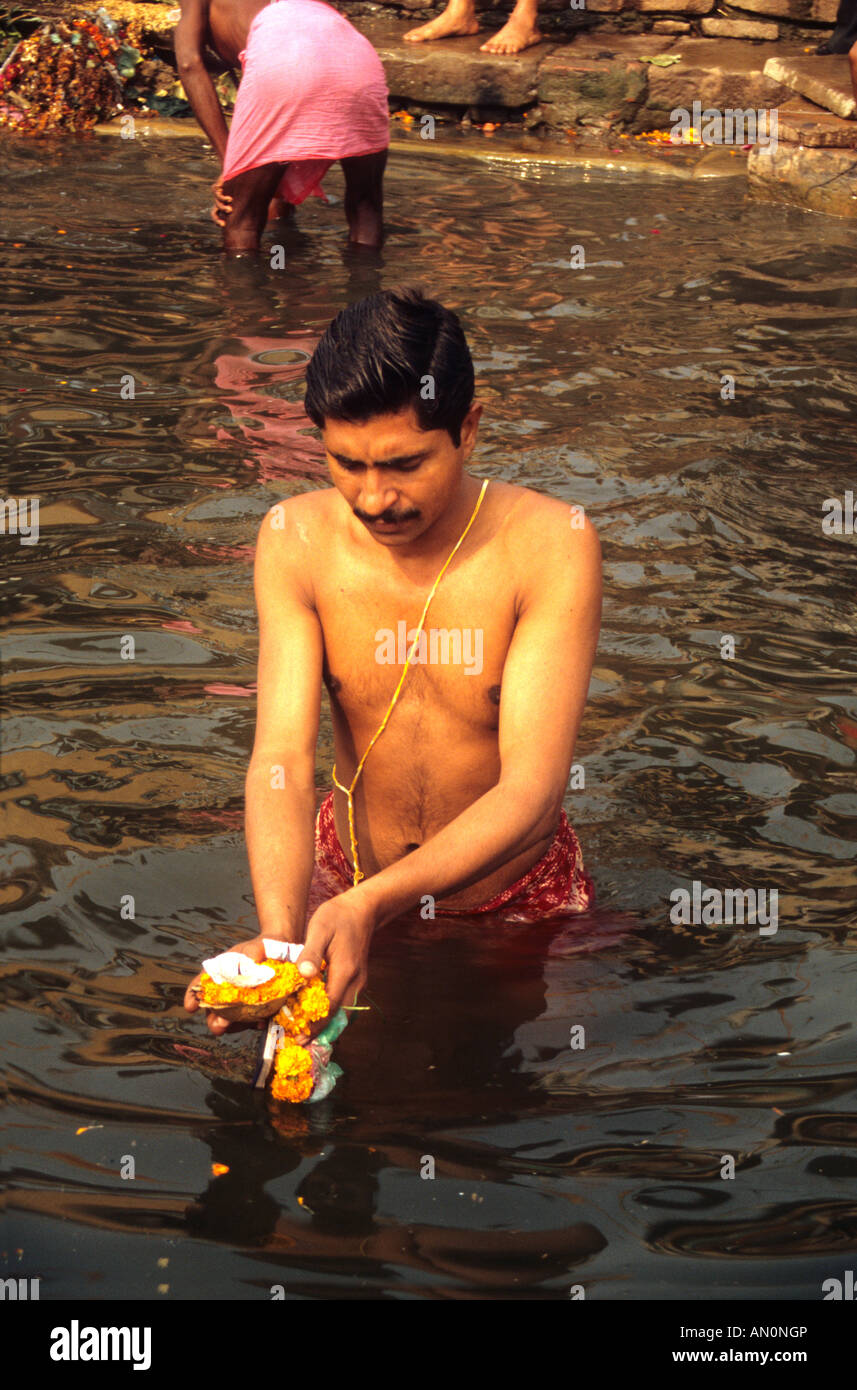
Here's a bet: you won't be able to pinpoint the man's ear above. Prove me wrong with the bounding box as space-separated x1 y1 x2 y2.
459 401 483 457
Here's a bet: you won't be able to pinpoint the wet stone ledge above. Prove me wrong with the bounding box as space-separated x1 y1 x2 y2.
749 142 857 215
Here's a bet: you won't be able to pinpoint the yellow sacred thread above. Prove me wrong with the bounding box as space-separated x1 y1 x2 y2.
332 478 490 887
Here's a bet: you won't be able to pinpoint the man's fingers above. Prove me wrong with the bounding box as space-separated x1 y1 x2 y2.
184 972 203 1011
323 965 364 1020
205 1013 264 1036
210 180 232 227
298 952 320 979
299 918 333 979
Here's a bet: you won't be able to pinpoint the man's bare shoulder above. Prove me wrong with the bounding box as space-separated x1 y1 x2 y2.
259 488 340 537
255 489 342 585
492 479 600 572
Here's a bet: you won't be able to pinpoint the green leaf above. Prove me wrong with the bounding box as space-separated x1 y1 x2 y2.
116 42 141 76
148 91 191 116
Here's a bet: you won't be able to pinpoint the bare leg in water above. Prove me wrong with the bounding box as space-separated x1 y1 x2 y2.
218 150 385 254
341 149 386 247
219 161 289 256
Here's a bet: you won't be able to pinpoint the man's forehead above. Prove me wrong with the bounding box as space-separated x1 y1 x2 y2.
322 409 439 461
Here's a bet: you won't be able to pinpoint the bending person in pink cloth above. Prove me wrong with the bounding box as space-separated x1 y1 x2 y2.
175 0 389 254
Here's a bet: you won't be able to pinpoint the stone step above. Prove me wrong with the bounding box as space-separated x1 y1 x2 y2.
722 0 836 19
763 53 857 118
777 95 857 145
358 17 553 108
700 18 780 38
633 36 803 128
535 35 672 127
749 142 857 215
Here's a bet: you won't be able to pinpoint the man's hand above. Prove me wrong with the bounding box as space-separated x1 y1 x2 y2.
298 890 375 1024
184 934 269 1036
211 178 233 226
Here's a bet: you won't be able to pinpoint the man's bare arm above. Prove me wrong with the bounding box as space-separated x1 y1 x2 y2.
244 503 324 941
174 0 229 160
184 504 322 1033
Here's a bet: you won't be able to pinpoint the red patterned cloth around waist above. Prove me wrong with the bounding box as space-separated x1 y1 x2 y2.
314 790 595 919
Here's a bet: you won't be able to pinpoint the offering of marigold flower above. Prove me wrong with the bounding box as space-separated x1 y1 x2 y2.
190 941 346 1104
193 957 301 1019
273 977 330 1038
270 1039 315 1103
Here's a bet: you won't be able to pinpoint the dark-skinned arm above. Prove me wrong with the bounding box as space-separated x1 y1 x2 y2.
174 0 229 160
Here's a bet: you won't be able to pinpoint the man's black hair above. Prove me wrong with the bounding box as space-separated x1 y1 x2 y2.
304 288 475 446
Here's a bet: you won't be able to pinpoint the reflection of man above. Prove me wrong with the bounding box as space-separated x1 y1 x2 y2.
174 0 389 254
213 337 327 482
184 288 601 1034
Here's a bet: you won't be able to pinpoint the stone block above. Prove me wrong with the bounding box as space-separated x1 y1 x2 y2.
749 142 857 214
638 0 713 11
727 0 836 20
653 20 692 31
538 50 648 126
363 21 546 106
764 53 856 118
565 33 680 58
777 95 857 144
701 17 779 37
635 37 795 126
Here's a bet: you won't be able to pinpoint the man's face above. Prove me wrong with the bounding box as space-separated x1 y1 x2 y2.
322 403 481 546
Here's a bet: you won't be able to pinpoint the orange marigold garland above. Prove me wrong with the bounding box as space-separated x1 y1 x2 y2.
0 11 145 133
191 942 347 1103
194 958 305 1019
270 1039 315 1104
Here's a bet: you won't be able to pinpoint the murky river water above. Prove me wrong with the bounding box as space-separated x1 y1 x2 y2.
4 134 857 1300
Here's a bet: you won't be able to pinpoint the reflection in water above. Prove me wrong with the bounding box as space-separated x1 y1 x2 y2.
211 335 323 484
3 135 857 1299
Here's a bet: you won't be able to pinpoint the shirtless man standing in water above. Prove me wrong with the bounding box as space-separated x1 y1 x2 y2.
184 289 601 1029
174 0 389 253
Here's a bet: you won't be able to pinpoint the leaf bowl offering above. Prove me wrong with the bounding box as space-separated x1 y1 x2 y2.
191 957 305 1023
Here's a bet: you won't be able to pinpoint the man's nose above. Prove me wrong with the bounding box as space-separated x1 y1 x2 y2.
358 470 398 516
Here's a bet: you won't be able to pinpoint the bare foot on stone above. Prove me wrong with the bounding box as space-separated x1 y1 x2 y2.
480 16 542 52
405 1 480 41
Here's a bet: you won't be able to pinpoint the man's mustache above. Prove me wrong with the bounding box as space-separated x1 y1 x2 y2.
354 507 421 525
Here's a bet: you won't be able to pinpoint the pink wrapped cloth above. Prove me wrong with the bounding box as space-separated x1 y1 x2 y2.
221 0 390 205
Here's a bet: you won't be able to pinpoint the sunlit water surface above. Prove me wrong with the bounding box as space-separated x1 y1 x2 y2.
4 135 857 1300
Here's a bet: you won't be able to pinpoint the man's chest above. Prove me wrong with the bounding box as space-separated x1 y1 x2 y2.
315 569 518 727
